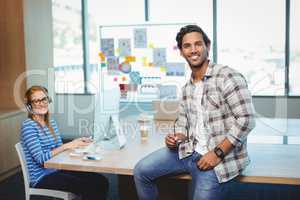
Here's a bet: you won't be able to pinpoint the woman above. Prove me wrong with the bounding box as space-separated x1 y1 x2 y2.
20 86 108 200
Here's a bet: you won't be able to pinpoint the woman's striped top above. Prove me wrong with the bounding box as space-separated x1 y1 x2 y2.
20 118 63 187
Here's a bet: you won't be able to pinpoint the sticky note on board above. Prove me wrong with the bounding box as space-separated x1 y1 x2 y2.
98 52 105 61
115 48 120 55
142 57 148 66
160 67 166 72
148 42 155 49
125 56 136 63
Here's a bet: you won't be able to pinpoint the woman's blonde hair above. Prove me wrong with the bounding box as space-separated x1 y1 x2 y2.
24 86 56 140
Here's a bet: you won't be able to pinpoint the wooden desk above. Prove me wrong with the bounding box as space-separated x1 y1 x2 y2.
45 121 300 186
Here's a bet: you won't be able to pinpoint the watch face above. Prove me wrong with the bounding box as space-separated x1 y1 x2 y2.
216 148 222 156
214 147 224 159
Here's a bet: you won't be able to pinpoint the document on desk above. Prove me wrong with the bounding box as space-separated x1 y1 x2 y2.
72 143 97 155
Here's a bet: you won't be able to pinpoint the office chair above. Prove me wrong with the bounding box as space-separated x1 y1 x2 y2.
15 142 78 200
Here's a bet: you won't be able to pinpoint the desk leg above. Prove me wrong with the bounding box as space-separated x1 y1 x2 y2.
118 175 189 200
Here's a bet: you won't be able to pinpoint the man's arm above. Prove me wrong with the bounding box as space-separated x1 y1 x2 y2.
198 70 256 170
222 71 256 147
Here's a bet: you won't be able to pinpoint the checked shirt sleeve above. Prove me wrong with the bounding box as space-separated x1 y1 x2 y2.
222 71 256 147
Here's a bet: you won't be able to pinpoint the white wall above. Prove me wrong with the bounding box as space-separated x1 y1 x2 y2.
23 0 55 98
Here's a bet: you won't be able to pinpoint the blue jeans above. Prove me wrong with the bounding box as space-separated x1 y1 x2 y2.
134 147 232 200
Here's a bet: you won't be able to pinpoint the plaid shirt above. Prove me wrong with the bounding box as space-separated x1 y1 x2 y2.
176 62 256 183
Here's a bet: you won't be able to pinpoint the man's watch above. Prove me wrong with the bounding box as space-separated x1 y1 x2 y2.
214 147 225 160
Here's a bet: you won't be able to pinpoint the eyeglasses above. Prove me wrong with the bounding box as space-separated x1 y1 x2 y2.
31 97 49 105
173 115 190 147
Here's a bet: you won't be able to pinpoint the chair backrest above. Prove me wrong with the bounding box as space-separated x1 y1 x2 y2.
15 142 31 196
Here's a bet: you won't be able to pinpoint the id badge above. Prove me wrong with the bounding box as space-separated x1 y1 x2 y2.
178 141 194 159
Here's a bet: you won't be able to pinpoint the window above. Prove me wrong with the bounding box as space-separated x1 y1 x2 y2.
52 0 299 97
53 0 84 93
150 0 213 60
289 0 300 95
218 0 285 96
86 0 145 93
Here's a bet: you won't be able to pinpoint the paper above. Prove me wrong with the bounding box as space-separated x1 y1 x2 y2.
166 62 185 76
153 48 166 66
159 85 177 99
107 56 119 73
178 141 193 159
129 71 141 84
120 62 132 74
101 38 115 57
134 28 147 48
118 39 131 56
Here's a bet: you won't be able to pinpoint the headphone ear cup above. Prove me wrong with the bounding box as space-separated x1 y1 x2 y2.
25 104 32 112
48 96 52 104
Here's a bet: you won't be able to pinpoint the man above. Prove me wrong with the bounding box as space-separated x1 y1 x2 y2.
133 25 256 200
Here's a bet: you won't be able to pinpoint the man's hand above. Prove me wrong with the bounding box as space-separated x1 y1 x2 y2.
197 150 222 170
165 133 186 149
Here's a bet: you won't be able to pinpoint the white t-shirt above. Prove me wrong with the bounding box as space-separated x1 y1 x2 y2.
192 80 208 155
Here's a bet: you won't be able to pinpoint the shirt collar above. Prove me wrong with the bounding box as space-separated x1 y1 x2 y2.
189 60 214 84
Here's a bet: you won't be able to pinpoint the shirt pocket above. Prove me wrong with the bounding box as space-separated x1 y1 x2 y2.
203 89 222 111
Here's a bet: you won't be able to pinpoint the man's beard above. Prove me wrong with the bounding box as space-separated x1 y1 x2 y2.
187 50 209 69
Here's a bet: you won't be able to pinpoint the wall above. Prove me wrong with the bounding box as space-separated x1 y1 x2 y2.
0 111 26 182
0 0 27 110
23 0 54 98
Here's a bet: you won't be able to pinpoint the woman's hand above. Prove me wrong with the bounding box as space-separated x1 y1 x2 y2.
64 137 93 150
52 137 93 157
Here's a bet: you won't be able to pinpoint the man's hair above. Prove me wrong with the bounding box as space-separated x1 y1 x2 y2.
176 25 211 50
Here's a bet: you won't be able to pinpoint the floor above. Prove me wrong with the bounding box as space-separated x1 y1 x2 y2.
0 172 119 200
1 172 300 200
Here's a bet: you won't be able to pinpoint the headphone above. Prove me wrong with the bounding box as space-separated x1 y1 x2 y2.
24 86 52 112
